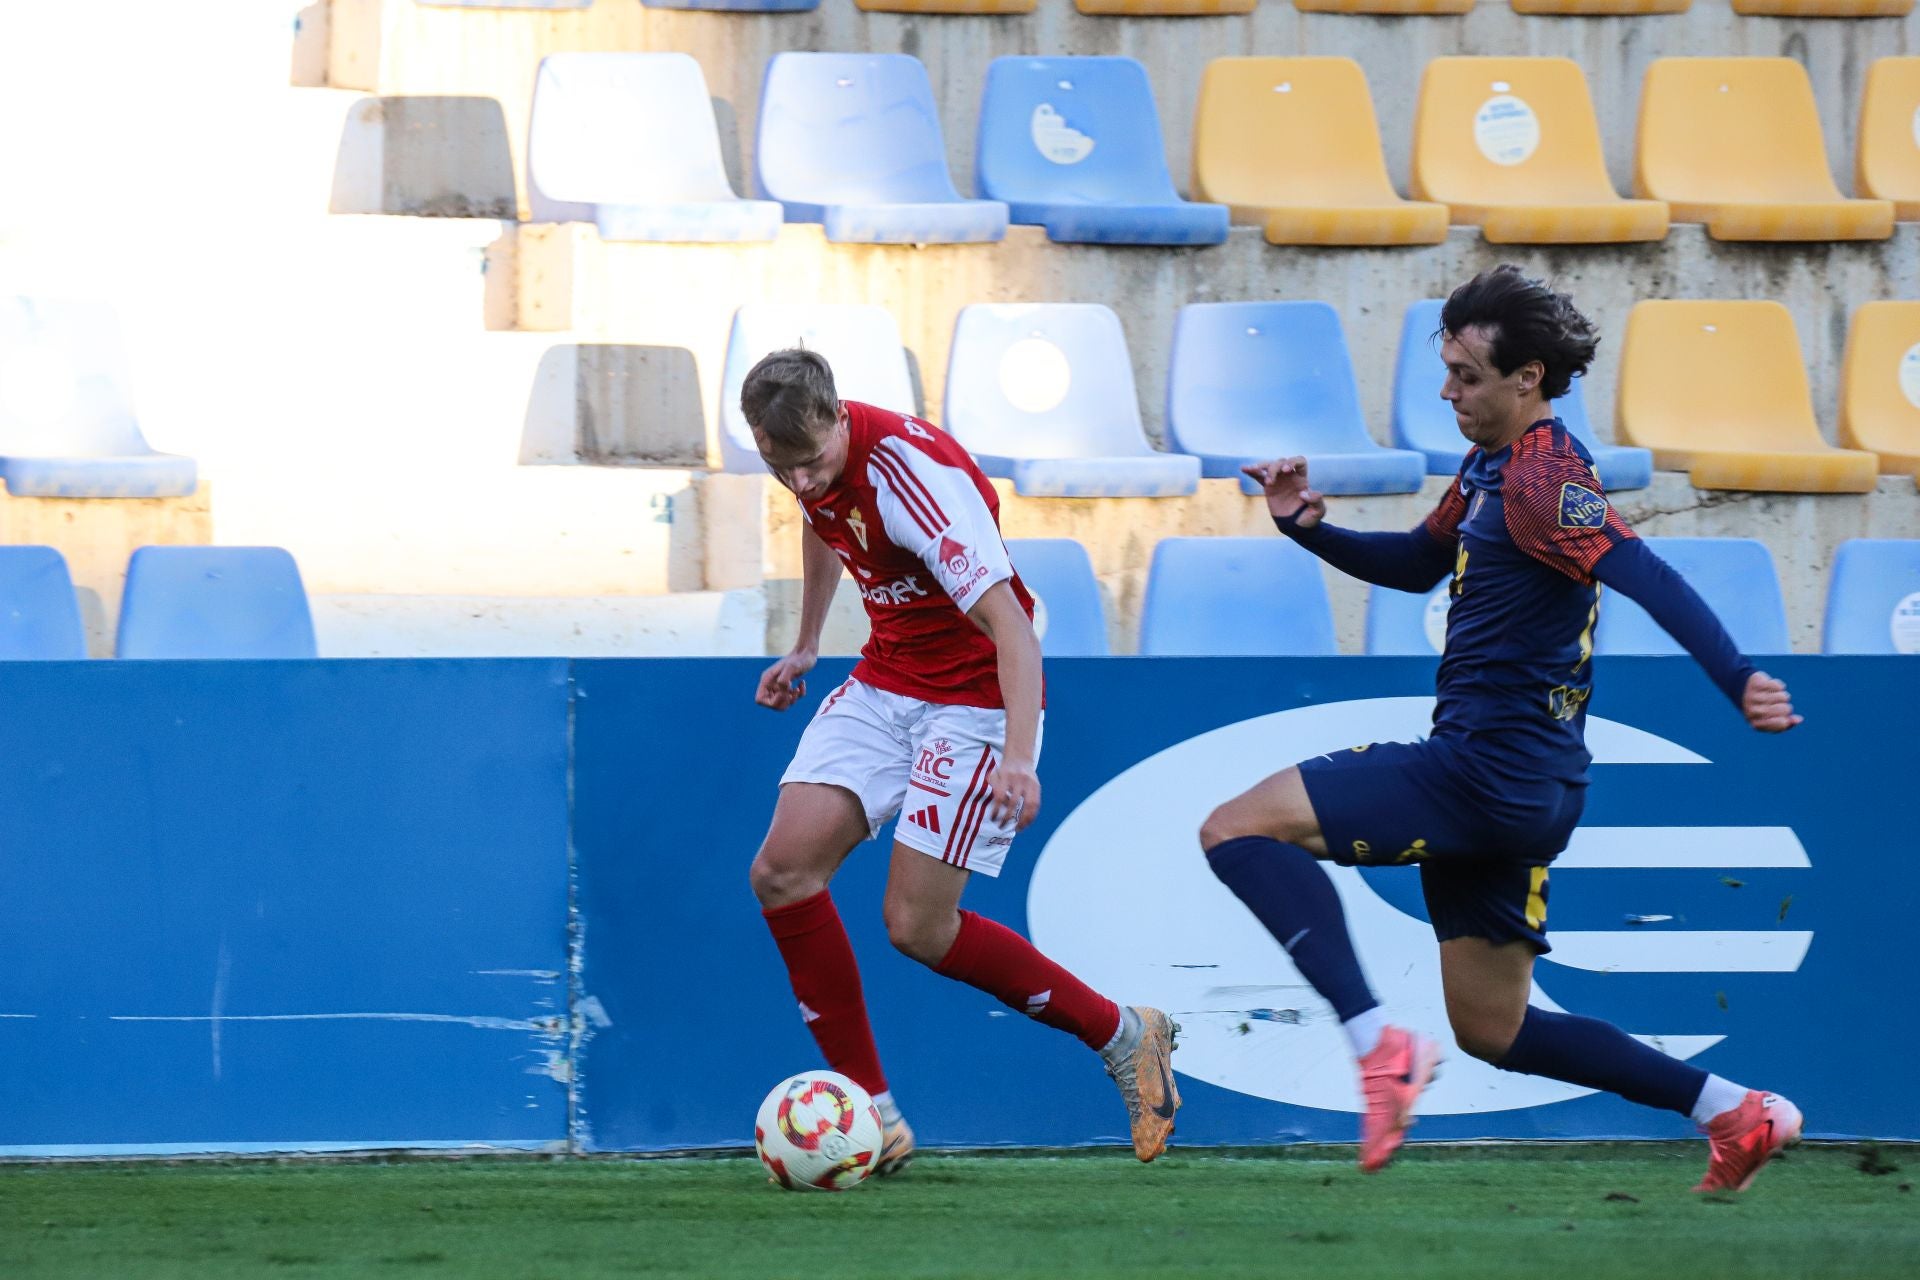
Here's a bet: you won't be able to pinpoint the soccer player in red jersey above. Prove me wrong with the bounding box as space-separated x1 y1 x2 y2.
743 348 1178 1171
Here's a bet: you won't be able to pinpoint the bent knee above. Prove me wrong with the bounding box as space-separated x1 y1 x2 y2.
1451 1020 1521 1065
882 905 949 966
749 852 825 909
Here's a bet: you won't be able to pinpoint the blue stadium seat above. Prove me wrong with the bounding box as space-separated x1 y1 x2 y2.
1167 301 1425 497
718 304 918 474
527 54 783 242
0 546 86 659
1391 298 1652 491
1366 582 1452 655
1007 538 1109 656
1593 537 1790 656
756 54 1008 244
116 547 318 660
1823 538 1920 654
1140 537 1336 656
0 297 196 498
975 57 1228 246
944 304 1200 497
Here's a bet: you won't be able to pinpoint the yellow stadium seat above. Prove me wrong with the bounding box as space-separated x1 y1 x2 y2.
1511 0 1688 12
1294 0 1471 11
1192 58 1448 247
1617 301 1880 493
1411 57 1667 244
1857 58 1920 220
1635 58 1893 242
856 0 1032 10
1839 302 1920 478
1077 0 1254 13
1732 0 1909 14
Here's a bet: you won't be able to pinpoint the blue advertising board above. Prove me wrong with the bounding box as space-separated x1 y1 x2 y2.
2 656 1912 1155
0 660 573 1155
574 656 1919 1151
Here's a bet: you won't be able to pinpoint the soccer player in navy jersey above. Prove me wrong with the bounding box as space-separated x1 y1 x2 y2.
1201 266 1802 1192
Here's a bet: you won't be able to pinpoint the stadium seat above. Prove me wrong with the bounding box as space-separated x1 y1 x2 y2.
1191 58 1447 247
755 54 1008 245
1592 537 1790 656
1732 0 1908 13
1391 299 1653 491
1617 301 1880 493
1166 301 1425 496
717 304 917 474
856 0 1032 13
642 0 818 9
1294 0 1471 11
1634 59 1893 242
1139 538 1336 656
1823 539 1920 654
0 545 86 660
1366 582 1453 656
975 57 1228 246
116 547 318 660
1006 539 1109 656
1076 0 1254 13
944 304 1200 498
1511 0 1688 10
1856 59 1920 220
1411 58 1668 244
1840 302 1920 480
0 297 196 498
527 54 782 243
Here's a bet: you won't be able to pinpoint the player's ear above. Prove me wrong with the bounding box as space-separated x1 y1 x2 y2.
1516 360 1544 395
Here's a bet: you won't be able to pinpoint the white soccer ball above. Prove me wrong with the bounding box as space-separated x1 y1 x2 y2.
753 1070 886 1192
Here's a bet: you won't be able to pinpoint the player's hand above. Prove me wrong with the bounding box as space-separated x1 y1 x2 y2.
988 755 1040 833
755 649 817 712
1241 456 1326 528
1742 670 1802 733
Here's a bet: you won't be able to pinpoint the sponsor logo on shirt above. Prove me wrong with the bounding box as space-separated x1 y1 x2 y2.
859 574 929 606
1558 483 1607 530
938 535 972 578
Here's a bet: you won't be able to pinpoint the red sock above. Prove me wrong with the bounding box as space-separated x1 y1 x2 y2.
934 909 1121 1051
762 890 888 1097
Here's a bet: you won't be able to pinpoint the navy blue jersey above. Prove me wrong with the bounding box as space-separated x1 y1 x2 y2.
1423 420 1634 783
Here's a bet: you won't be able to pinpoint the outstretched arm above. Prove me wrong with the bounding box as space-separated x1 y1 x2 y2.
1245 457 1457 593
1591 540 1801 732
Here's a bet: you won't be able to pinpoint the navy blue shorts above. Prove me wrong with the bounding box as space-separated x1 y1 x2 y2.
1297 735 1585 953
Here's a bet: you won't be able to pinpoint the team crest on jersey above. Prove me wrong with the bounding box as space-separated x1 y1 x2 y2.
938 535 972 578
1558 483 1607 530
847 507 869 551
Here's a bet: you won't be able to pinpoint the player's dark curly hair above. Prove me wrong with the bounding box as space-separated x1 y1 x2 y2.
1438 265 1599 402
741 347 841 455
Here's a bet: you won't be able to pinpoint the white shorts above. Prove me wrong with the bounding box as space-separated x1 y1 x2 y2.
780 678 1043 878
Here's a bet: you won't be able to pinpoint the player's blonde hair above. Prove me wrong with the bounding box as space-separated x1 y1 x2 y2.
741 348 841 455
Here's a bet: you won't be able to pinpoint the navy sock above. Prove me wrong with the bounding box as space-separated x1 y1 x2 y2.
1495 1005 1707 1115
1204 835 1379 1023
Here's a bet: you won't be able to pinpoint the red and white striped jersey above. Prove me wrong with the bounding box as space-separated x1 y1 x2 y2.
796 401 1035 708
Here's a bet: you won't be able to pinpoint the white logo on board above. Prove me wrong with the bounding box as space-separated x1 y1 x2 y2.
1028 697 1812 1116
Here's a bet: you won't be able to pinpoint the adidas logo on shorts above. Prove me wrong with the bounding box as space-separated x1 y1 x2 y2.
906 806 942 834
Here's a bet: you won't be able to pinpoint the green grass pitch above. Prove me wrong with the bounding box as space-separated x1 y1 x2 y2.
3 1145 1916 1278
